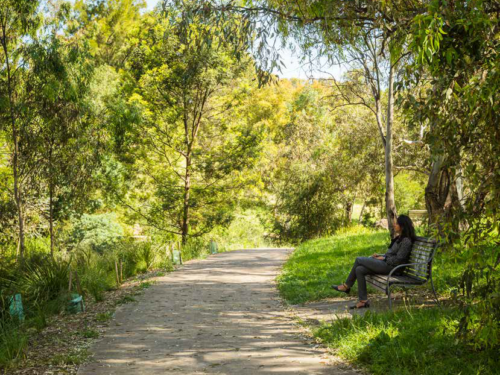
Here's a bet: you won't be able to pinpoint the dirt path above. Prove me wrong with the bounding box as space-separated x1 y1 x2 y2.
78 249 357 375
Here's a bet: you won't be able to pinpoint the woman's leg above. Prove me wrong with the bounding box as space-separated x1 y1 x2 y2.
345 256 370 288
345 257 393 299
356 258 393 300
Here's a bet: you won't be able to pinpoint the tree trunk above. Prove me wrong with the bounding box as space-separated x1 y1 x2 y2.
425 154 460 228
385 60 397 237
345 200 353 224
49 179 55 256
359 200 366 222
181 155 191 245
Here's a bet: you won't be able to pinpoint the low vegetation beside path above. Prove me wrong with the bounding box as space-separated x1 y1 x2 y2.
277 226 499 375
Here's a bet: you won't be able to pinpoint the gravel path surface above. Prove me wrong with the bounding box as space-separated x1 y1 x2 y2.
78 248 357 375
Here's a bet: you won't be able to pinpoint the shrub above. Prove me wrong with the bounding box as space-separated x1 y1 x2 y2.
135 242 156 271
17 256 69 307
80 264 113 302
181 238 207 262
67 213 124 254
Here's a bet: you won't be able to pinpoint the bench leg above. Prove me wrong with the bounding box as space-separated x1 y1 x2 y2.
430 275 441 307
388 285 392 310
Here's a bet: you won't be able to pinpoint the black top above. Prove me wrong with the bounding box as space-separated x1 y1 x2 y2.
384 237 413 267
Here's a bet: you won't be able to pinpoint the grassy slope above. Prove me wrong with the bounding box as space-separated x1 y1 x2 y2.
277 226 499 375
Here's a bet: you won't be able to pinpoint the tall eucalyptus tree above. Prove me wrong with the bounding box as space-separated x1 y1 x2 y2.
0 0 41 261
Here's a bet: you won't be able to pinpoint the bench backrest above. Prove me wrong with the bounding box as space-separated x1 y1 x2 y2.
402 236 438 282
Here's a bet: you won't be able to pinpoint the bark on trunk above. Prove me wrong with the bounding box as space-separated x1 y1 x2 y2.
385 60 397 237
359 200 366 222
425 154 460 227
345 200 353 224
181 155 191 245
49 180 54 256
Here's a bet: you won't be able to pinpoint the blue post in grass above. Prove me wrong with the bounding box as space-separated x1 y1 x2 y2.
9 294 24 321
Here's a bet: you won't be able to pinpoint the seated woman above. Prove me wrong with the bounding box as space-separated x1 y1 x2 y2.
332 215 416 309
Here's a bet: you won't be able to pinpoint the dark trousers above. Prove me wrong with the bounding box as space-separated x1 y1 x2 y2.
345 257 393 301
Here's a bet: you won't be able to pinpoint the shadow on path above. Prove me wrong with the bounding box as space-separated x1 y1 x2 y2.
78 249 358 375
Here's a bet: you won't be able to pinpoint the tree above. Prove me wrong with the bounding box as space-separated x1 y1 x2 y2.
201 1 415 236
129 6 262 244
262 80 384 241
406 0 500 347
0 0 41 261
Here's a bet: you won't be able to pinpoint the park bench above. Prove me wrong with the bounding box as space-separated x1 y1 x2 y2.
366 236 439 309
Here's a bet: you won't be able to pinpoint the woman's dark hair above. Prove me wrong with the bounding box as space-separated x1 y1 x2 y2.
396 215 417 243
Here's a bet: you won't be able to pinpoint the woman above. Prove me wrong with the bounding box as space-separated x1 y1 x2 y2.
332 215 417 309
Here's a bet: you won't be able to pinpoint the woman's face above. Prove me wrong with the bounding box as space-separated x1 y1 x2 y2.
394 220 402 234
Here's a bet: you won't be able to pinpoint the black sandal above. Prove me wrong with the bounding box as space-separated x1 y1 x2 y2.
331 283 351 294
349 300 370 309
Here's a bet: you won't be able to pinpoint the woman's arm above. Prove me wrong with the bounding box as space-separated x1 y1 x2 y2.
385 238 413 267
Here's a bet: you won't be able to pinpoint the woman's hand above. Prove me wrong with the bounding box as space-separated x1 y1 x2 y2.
371 253 378 258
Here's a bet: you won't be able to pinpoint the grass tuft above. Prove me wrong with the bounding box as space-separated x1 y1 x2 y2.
95 311 113 322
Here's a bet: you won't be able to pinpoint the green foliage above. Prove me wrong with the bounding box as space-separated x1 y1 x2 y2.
261 81 386 242
68 213 124 254
80 265 113 302
394 172 426 215
16 256 69 307
406 0 500 348
135 242 156 272
314 308 499 375
181 238 208 262
213 208 272 250
277 226 388 304
127 4 263 242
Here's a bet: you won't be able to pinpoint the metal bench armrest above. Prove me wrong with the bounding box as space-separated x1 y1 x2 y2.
387 261 430 280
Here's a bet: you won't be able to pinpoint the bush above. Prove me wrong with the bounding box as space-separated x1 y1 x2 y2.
181 238 207 262
17 256 70 307
135 242 156 272
80 264 113 302
67 213 124 254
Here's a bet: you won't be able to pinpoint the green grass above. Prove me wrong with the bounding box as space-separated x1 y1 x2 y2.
278 225 497 375
314 308 499 375
115 295 137 305
79 328 99 339
0 324 28 368
277 226 388 304
139 281 155 290
95 312 113 322
50 348 89 366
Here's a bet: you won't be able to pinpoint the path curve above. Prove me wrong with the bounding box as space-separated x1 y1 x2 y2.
78 249 357 375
